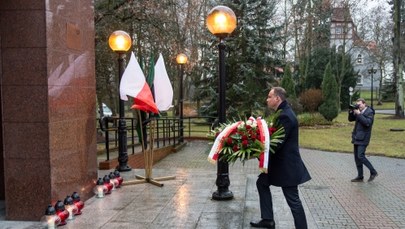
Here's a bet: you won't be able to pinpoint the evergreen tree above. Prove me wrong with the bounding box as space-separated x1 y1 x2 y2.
193 34 219 120
299 47 357 110
319 62 339 121
281 64 296 98
301 47 331 89
199 0 283 120
332 52 358 110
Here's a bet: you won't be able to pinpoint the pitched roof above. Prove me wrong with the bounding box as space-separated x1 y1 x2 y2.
331 7 353 22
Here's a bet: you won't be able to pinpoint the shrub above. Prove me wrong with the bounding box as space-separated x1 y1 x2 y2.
298 112 332 126
299 89 323 112
318 100 339 121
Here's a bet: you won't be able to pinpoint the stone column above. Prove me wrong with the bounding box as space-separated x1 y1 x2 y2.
0 1 97 220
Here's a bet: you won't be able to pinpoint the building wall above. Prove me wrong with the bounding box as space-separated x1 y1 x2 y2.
330 8 381 91
350 46 381 90
0 0 97 220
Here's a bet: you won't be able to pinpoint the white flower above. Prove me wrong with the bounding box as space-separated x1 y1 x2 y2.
251 121 257 128
237 122 245 130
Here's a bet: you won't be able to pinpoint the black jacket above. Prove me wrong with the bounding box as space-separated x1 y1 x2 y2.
268 101 311 187
348 106 374 145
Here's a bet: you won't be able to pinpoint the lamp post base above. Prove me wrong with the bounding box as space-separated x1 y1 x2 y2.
116 164 132 172
212 190 233 200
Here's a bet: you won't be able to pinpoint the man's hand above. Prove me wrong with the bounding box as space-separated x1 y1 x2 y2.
353 109 361 115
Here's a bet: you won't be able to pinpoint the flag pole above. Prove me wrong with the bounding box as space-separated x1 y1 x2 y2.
123 114 175 187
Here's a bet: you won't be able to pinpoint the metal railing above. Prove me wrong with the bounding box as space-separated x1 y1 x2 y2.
97 116 215 161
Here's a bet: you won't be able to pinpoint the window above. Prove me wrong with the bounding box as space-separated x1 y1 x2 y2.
356 74 363 85
356 54 362 64
336 27 342 34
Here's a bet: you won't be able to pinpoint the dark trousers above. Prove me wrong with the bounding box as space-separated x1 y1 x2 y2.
353 145 377 177
256 174 308 229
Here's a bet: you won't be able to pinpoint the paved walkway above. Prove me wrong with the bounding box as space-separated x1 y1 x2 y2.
1 140 405 229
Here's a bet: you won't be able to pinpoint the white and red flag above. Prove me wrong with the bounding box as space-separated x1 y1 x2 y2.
119 52 159 114
153 53 173 111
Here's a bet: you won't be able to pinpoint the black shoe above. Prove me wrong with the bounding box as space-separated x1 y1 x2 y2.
368 173 378 182
351 177 364 182
250 219 275 228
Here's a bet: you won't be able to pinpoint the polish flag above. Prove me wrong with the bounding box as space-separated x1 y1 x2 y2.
153 53 173 111
119 52 159 114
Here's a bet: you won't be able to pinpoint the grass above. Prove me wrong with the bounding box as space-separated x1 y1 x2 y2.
299 112 405 158
120 101 404 158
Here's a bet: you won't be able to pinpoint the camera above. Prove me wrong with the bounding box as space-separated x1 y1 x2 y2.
349 104 360 110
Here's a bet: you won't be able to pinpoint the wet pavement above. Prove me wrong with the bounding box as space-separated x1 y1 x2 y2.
1 140 405 229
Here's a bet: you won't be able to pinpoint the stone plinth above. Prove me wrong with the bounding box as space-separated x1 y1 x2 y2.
0 0 97 220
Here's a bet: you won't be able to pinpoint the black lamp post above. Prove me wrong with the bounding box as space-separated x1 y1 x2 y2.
206 5 237 200
176 53 188 144
368 67 377 109
109 30 132 172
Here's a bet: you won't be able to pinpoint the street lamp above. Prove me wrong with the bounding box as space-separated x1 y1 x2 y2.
176 53 188 144
368 67 377 109
349 87 354 105
109 30 132 172
206 5 237 201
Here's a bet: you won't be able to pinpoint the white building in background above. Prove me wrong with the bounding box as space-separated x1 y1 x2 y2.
330 7 382 91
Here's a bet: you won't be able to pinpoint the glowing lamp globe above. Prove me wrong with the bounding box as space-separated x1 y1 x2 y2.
206 6 237 39
108 30 132 52
176 53 188 65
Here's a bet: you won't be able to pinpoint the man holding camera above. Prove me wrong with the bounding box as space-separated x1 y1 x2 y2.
348 98 378 182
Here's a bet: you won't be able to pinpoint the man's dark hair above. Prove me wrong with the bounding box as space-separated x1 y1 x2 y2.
272 87 287 101
356 98 366 104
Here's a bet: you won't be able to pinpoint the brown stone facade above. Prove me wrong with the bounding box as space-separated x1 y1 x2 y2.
0 1 97 220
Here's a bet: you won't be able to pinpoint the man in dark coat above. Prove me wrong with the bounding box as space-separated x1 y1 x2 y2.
348 98 378 182
250 87 311 229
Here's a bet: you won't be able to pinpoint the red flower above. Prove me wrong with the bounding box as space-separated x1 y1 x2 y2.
241 135 248 141
246 125 252 130
242 140 248 148
226 137 233 145
251 134 257 140
232 145 239 152
269 127 277 135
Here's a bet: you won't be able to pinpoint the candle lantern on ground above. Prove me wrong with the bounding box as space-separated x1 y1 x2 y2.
103 175 113 194
109 172 119 189
93 178 106 198
54 200 69 225
63 196 78 220
71 192 84 215
41 204 61 229
114 170 124 186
